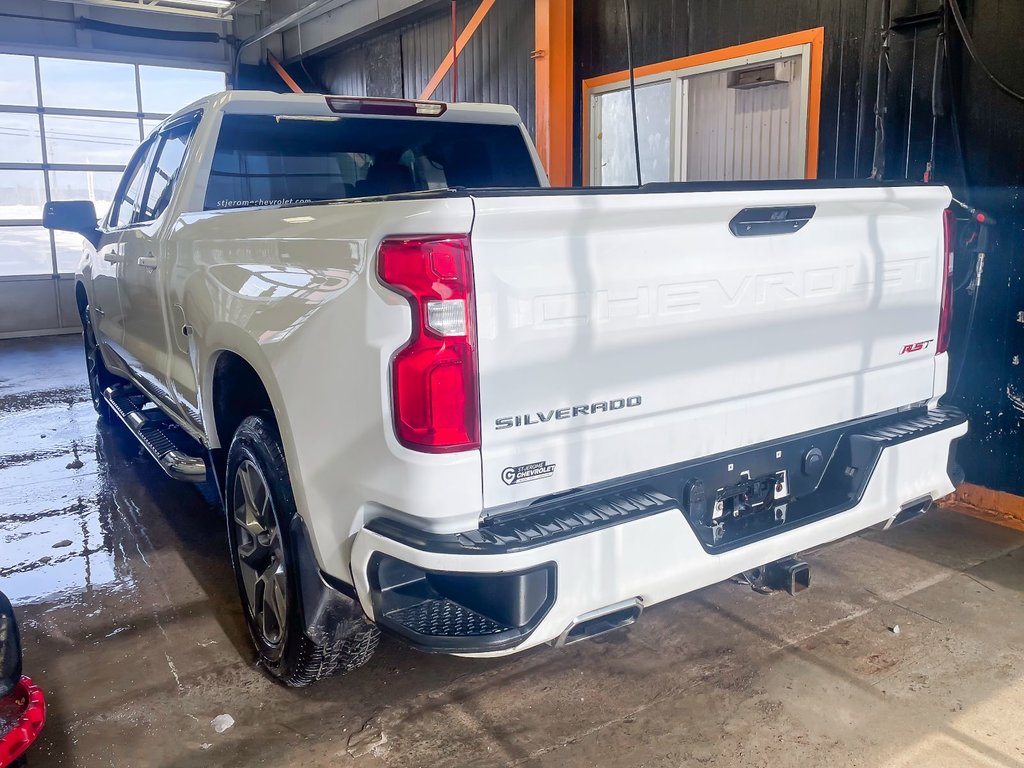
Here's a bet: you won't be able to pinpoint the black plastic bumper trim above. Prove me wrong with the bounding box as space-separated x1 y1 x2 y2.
367 555 557 653
367 405 967 557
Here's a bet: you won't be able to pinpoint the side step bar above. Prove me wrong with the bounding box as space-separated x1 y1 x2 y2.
103 385 207 483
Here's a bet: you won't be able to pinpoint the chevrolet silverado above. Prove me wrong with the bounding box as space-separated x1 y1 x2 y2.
42 91 967 686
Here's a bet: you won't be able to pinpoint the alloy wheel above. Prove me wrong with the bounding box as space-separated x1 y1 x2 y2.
232 459 288 650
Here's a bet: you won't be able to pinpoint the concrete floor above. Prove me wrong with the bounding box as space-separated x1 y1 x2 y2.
2 335 1024 768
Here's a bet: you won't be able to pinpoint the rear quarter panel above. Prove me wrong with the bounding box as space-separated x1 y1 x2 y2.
168 197 481 581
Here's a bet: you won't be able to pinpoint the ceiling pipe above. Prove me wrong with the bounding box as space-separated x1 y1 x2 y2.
232 0 354 79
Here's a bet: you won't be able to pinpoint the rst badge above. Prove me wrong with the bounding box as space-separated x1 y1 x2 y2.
899 339 933 355
502 461 556 485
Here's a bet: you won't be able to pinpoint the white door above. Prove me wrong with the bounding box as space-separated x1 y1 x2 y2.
92 138 157 361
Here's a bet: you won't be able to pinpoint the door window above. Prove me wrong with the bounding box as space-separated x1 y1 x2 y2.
138 120 197 223
108 139 157 229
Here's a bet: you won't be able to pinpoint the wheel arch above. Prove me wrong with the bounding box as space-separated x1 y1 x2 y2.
206 348 278 452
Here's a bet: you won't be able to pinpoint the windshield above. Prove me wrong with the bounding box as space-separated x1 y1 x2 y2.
204 114 541 211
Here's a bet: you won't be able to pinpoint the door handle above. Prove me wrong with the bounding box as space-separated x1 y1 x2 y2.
102 252 121 264
137 255 158 270
729 205 816 237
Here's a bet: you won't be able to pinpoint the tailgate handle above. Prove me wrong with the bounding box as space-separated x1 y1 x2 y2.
729 205 816 237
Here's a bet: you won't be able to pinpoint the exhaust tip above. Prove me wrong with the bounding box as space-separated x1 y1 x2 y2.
554 598 643 647
892 497 933 527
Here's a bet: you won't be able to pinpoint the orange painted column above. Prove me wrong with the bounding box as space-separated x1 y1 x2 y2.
534 0 573 186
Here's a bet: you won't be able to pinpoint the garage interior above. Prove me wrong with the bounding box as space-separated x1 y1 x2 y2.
1 0 1023 766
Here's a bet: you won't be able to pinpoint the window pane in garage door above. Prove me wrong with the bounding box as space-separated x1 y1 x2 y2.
139 65 224 114
0 113 43 164
49 170 121 220
38 58 137 112
0 170 46 221
0 54 39 106
54 228 88 274
44 114 140 166
0 226 53 275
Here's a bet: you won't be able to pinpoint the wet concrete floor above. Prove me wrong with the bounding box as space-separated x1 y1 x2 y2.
2 334 1023 767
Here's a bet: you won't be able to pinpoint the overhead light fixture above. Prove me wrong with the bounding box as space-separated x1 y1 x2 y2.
165 0 234 8
43 0 239 18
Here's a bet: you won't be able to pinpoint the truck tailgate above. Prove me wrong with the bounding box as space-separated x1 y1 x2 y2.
469 184 952 508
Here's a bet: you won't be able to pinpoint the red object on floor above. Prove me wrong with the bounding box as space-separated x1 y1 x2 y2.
0 677 45 768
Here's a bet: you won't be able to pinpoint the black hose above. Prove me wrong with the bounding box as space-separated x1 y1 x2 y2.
870 0 892 180
948 0 1024 103
943 32 970 189
949 265 981 397
623 0 642 186
926 20 945 181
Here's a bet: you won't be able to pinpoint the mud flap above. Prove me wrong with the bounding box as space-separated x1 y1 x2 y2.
289 516 367 646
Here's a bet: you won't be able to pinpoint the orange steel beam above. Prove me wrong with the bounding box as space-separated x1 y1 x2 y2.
534 0 573 186
419 0 497 100
268 50 304 94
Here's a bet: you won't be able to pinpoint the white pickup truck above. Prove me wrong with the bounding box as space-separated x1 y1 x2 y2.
44 90 967 687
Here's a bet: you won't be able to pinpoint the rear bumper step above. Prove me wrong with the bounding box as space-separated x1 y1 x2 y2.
367 405 968 556
353 405 966 656
103 385 207 483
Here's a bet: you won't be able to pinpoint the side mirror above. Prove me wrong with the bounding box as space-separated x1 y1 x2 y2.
0 590 21 698
42 200 101 248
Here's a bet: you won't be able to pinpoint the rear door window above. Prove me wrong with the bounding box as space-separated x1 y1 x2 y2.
204 114 540 211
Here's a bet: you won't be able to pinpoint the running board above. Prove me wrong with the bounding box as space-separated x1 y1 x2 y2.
103 385 207 483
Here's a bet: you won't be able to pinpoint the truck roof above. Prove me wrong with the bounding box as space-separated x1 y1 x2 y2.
160 89 525 129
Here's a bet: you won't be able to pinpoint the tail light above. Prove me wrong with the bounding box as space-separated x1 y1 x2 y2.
937 208 955 355
377 235 479 452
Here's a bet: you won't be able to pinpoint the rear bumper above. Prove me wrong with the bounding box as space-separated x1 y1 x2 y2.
350 407 967 657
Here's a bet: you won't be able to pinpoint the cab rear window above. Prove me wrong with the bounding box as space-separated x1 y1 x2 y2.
204 114 540 211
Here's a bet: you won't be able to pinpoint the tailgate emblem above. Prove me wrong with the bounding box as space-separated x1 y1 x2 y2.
899 339 933 355
502 461 556 485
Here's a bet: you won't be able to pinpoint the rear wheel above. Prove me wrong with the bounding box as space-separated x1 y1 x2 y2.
82 305 114 419
226 414 379 686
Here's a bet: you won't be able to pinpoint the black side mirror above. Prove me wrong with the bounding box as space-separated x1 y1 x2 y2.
0 591 22 698
42 200 101 248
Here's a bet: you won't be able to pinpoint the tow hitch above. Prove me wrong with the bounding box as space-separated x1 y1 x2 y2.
737 557 811 596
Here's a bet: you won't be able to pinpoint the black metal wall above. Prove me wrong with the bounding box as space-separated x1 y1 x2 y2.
312 0 537 136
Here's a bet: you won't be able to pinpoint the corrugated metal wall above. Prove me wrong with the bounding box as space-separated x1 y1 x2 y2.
315 0 536 136
686 57 804 181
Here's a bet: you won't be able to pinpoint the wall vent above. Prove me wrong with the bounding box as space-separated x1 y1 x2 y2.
727 62 791 90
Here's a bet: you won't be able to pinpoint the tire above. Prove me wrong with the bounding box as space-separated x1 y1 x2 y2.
82 305 115 420
225 414 379 686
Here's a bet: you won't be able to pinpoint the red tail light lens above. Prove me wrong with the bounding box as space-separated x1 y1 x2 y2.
937 208 955 355
377 235 479 452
